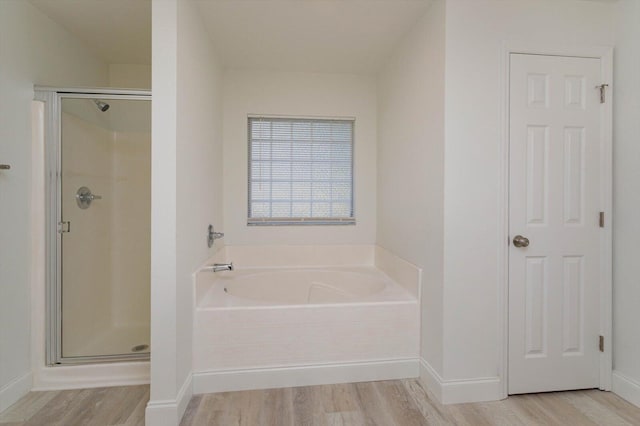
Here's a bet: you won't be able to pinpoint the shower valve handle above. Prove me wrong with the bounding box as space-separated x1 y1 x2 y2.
76 186 102 209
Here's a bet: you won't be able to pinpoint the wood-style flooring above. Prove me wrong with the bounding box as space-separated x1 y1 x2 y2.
0 384 148 426
2 380 640 426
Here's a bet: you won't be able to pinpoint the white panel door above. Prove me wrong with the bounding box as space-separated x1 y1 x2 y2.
509 53 602 394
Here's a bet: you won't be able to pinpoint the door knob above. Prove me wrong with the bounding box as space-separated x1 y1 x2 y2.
513 235 530 248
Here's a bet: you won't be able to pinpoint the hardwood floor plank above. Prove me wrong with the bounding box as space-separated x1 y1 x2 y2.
352 382 397 426
258 387 294 426
400 379 452 426
22 388 86 426
230 389 266 426
190 392 233 426
90 385 149 426
374 381 427 426
559 391 633 426
4 380 640 426
291 385 327 426
585 389 640 425
121 386 150 426
179 395 203 426
462 401 527 426
447 403 496 426
319 383 361 414
0 391 58 423
527 392 600 426
57 387 116 426
325 411 366 426
501 393 561 425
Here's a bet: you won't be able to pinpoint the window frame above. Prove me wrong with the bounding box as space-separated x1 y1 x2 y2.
247 115 356 226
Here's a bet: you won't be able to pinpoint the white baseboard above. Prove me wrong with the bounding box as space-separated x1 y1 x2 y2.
419 358 504 404
193 358 419 395
32 361 150 391
418 357 443 402
612 370 640 408
0 371 32 413
145 374 193 426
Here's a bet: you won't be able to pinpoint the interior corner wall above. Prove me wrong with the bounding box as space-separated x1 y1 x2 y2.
612 0 640 407
148 0 178 422
376 0 445 377
108 64 152 89
176 0 224 401
222 69 377 246
441 0 615 388
148 0 224 424
0 0 108 412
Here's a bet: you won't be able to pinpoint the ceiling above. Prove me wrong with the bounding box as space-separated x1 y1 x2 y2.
195 0 432 74
29 0 151 65
29 0 431 74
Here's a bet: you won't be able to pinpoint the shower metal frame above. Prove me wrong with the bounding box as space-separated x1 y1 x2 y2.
35 87 152 366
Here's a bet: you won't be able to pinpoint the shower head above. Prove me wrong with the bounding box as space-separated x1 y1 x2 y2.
93 99 110 112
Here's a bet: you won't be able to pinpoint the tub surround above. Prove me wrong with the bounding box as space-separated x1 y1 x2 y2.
192 245 421 394
224 245 375 268
374 245 422 298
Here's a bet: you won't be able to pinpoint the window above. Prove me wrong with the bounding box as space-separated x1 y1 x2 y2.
248 116 355 226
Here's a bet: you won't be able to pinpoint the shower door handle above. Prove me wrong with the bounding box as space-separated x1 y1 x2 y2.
0 164 10 170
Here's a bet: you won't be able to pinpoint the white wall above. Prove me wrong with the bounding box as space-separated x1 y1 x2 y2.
376 0 445 377
612 0 640 407
441 0 614 391
223 70 377 247
148 0 178 420
109 64 151 89
147 0 224 424
0 0 108 411
175 0 224 402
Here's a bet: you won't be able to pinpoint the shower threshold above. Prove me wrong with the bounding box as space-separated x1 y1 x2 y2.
56 324 150 365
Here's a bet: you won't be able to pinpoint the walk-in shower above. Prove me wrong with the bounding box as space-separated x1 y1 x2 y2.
35 88 151 365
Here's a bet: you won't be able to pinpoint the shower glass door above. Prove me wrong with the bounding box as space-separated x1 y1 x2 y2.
58 95 151 362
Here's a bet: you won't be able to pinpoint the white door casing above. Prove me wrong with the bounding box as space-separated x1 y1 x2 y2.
508 53 603 394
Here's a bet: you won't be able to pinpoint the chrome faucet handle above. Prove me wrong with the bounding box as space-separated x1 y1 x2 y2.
207 225 224 248
76 186 102 209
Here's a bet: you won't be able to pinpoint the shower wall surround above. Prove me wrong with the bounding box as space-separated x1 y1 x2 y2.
60 99 151 359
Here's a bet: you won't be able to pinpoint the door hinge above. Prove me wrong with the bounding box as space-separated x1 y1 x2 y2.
599 335 604 352
596 84 609 104
599 212 605 228
58 221 70 233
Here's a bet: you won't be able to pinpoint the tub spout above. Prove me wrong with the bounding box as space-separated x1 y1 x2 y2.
206 262 234 273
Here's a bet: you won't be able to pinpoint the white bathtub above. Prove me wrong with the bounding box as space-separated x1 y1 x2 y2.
193 259 420 394
198 266 415 307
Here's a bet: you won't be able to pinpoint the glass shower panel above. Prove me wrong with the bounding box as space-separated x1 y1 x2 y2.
60 97 151 359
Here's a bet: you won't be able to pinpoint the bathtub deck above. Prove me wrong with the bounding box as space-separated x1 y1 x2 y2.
3 381 640 425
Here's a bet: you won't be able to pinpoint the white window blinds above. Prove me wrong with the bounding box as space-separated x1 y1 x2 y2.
248 117 355 225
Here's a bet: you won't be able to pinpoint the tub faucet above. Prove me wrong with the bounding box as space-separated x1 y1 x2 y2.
206 262 234 273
